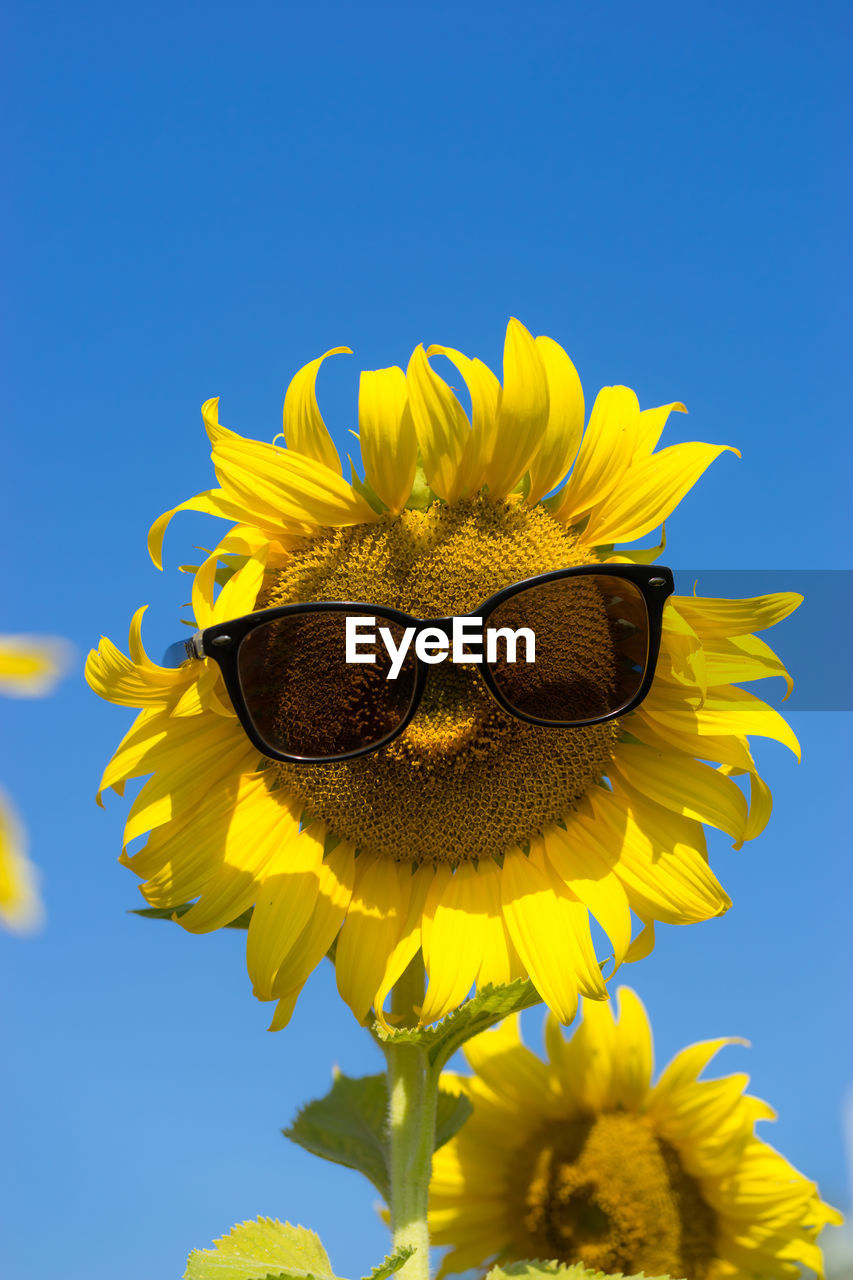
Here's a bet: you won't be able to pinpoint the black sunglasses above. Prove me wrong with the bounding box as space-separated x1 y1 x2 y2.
165 565 674 763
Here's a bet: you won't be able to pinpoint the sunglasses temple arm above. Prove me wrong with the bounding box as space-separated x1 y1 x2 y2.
162 634 204 667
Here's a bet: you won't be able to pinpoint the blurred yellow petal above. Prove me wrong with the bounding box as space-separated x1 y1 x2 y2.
0 789 43 933
0 636 70 697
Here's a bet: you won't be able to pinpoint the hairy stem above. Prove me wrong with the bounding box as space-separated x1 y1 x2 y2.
384 958 436 1280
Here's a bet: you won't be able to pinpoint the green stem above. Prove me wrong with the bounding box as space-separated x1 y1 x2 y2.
384 958 437 1280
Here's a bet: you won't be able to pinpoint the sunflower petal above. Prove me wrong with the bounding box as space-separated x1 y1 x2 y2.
611 987 653 1109
0 636 69 697
204 398 376 531
282 347 350 474
583 441 740 547
427 346 500 494
481 318 550 498
634 401 688 455
549 384 640 524
358 366 418 513
147 487 247 570
177 774 295 933
421 863 489 1025
525 336 584 505
610 743 749 843
501 845 605 1025
267 842 356 1029
673 592 803 638
0 789 43 932
406 345 472 503
245 820 326 998
373 864 435 1030
543 823 633 970
335 853 410 1023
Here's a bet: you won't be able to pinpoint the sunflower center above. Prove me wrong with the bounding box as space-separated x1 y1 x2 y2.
510 1111 717 1280
266 497 619 864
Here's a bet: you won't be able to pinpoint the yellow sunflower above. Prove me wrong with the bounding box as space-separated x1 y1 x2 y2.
429 989 842 1280
86 319 800 1030
1 635 69 931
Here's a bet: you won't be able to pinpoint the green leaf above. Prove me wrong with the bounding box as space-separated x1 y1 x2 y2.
284 1072 472 1198
360 1247 415 1280
434 1088 473 1150
368 978 543 1072
486 1262 671 1280
184 1218 338 1280
131 904 254 929
284 1072 392 1202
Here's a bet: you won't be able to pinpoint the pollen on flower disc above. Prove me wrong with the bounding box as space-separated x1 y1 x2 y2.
265 497 621 864
509 1112 718 1279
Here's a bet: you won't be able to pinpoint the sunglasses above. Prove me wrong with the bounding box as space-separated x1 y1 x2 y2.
165 565 674 763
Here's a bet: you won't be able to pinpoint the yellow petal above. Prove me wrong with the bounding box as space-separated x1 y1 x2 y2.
673 591 803 638
267 842 356 1029
177 774 295 933
473 858 527 989
581 786 730 924
543 823 633 969
553 995 617 1111
501 845 605 1024
526 335 584 505
335 853 410 1023
610 742 749 843
0 636 69 697
463 1013 554 1110
642 682 801 759
0 789 43 933
86 608 195 708
358 366 418 513
204 398 376 530
550 385 640 523
147 487 247 571
700 633 794 699
426 346 500 494
634 401 687 456
481 318 550 498
583 441 740 547
650 1037 746 1105
421 862 489 1025
282 347 350 474
123 715 256 847
406 345 472 502
611 987 653 1109
246 820 326 998
372 864 435 1030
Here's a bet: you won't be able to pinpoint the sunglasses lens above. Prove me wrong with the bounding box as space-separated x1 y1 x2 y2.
237 611 417 759
485 574 650 723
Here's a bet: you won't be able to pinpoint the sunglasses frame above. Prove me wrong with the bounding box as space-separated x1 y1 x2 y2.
166 564 674 764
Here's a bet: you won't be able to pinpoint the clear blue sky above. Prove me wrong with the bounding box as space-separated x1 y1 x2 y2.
2 3 851 1278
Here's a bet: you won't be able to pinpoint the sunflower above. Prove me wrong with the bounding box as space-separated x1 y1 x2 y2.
1 635 69 931
86 319 800 1030
429 989 841 1280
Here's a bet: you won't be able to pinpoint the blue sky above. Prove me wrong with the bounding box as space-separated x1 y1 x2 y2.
2 3 851 1278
